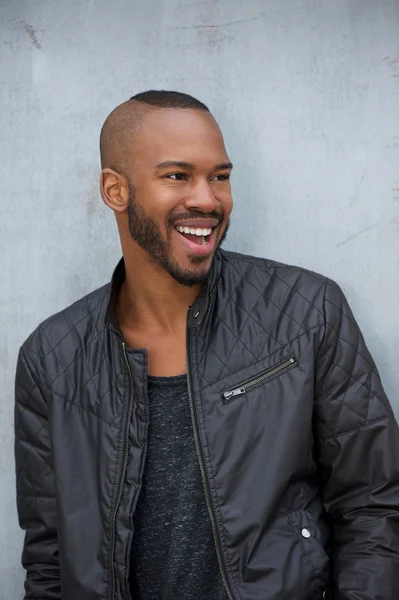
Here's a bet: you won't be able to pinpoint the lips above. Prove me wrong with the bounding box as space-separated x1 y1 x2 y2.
173 217 220 229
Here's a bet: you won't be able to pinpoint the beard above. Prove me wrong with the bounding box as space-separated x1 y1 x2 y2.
127 181 229 287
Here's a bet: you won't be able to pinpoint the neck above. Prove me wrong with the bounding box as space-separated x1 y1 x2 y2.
117 252 204 333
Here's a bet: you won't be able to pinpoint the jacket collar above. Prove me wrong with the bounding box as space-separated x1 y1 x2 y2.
104 249 223 332
104 257 126 333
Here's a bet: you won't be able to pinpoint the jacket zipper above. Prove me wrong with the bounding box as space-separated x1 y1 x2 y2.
110 341 134 600
186 320 234 600
222 356 296 402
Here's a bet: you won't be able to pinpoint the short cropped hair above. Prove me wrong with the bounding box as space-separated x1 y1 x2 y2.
129 89 209 112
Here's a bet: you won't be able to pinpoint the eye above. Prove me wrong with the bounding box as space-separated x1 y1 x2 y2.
167 173 187 181
212 173 231 182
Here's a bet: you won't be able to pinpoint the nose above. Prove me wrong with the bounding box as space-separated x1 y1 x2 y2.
183 180 219 215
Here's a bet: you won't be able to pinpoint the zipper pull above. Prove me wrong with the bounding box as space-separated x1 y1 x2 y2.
223 386 246 401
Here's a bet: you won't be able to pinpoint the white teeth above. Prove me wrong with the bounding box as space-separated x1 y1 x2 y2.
176 225 213 236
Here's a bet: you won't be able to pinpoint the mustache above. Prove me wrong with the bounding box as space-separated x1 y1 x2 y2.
168 210 223 227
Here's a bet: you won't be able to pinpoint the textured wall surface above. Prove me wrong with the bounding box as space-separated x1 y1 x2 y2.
1 0 398 596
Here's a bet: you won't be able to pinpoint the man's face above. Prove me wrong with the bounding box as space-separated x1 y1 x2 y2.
125 108 233 286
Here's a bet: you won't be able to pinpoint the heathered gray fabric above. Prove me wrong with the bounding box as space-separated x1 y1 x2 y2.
130 374 227 600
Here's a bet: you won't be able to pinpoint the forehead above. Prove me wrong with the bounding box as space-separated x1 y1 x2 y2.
132 108 229 168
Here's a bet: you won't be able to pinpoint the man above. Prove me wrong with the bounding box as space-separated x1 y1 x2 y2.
15 90 399 600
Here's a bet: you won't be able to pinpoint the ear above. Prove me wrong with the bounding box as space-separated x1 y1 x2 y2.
100 168 129 213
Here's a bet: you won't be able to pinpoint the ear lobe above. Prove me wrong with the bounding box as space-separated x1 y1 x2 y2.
100 168 129 213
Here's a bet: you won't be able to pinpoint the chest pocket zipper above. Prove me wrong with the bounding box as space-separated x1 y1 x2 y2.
222 356 297 403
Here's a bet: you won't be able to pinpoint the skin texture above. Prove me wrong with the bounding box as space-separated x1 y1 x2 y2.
100 102 233 375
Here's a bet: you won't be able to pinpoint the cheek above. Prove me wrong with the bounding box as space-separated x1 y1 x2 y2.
139 183 182 213
220 190 233 217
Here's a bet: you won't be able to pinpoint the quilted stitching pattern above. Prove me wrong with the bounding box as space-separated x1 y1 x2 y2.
17 251 390 503
15 350 54 502
22 285 125 425
196 256 326 386
15 348 60 597
14 249 398 599
193 253 390 441
315 279 391 441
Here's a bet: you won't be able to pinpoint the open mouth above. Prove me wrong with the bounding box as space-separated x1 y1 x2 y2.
175 225 213 246
173 221 220 257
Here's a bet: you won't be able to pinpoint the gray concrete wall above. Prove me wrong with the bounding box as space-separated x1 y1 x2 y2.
1 0 398 596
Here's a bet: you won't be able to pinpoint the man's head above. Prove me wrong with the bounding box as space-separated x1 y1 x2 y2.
99 90 233 287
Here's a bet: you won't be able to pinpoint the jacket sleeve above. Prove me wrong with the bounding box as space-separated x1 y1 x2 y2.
15 347 61 599
314 279 399 600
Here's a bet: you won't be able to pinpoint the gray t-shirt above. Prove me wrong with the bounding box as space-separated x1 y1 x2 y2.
130 374 227 600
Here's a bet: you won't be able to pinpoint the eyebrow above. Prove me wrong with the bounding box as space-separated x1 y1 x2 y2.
155 160 233 170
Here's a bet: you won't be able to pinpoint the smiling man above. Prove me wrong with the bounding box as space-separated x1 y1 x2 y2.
15 90 399 600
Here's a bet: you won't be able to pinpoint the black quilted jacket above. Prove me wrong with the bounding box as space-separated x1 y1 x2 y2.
15 250 399 600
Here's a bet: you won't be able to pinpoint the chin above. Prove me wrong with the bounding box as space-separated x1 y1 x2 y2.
168 260 212 287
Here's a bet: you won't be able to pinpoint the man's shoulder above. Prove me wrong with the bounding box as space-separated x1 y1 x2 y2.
219 249 335 343
21 282 110 361
220 249 330 292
